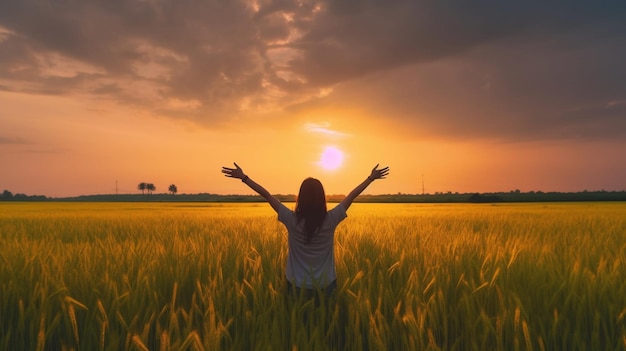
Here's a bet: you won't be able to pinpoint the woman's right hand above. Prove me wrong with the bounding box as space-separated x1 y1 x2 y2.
222 162 246 180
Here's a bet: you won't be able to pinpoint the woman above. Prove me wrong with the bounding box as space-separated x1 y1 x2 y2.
221 162 389 297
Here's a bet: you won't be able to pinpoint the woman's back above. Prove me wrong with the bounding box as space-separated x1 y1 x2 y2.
279 202 347 289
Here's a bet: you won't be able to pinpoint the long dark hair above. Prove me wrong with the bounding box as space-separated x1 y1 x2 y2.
295 178 327 244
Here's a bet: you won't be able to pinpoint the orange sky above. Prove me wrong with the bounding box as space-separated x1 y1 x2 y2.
1 1 625 197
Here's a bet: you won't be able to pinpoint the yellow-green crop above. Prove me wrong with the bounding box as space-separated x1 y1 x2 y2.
0 202 625 350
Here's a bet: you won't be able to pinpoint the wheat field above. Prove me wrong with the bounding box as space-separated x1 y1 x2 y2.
0 202 625 350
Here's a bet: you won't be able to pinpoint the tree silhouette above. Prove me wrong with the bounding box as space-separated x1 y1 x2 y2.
146 183 156 194
168 184 178 195
138 182 147 194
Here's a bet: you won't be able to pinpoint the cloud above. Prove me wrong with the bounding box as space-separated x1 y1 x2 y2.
0 0 625 140
304 122 348 139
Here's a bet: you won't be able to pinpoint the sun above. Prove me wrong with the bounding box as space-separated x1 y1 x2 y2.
318 146 344 171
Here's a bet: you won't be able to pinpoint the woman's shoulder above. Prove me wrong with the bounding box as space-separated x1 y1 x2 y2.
278 202 296 223
328 202 346 213
326 203 347 223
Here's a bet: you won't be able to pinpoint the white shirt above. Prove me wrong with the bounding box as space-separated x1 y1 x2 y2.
278 203 347 289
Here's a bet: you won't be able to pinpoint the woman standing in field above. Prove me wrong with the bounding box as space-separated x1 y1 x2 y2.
221 163 389 298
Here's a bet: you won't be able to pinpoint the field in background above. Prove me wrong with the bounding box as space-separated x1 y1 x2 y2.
0 202 625 350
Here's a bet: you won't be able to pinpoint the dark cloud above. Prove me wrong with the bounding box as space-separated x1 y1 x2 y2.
287 1 625 84
0 0 624 139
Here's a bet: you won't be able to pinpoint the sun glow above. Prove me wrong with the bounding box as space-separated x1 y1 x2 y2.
318 146 344 170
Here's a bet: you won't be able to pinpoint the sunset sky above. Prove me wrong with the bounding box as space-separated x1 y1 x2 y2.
1 1 625 197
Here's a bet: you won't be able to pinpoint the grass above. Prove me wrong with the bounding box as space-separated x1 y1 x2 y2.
0 201 625 350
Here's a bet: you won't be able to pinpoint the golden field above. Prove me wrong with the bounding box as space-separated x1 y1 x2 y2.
0 202 625 350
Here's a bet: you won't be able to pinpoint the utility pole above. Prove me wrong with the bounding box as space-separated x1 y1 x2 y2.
422 174 425 195
115 180 118 195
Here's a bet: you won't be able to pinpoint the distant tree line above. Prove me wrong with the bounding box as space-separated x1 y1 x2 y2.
468 193 503 203
349 190 626 203
2 188 626 202
1 190 47 201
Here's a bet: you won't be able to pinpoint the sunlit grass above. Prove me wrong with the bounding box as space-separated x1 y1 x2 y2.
0 202 625 350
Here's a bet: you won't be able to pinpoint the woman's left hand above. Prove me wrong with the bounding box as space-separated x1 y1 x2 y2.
369 164 390 180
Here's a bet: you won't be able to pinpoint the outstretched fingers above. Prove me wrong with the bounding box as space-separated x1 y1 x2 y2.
379 166 390 179
377 168 389 179
371 165 390 180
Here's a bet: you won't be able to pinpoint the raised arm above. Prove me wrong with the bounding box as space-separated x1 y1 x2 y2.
340 164 390 210
221 163 281 213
